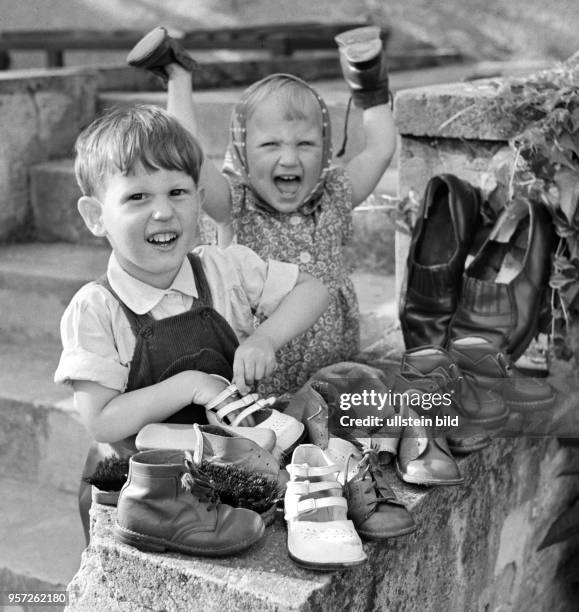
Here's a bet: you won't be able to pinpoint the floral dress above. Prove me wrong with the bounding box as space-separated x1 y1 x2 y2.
229 165 359 395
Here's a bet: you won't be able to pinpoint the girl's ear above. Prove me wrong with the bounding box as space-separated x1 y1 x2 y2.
77 196 106 237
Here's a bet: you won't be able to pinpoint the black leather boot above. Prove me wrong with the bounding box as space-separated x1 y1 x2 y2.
127 27 198 81
335 26 390 109
400 174 482 349
449 198 556 360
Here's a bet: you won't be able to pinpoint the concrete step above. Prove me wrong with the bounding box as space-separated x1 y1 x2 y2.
30 155 397 252
0 242 110 344
0 476 84 602
0 338 90 493
0 241 396 348
97 86 368 161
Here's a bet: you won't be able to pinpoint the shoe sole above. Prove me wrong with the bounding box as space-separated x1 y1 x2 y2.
447 437 492 455
505 393 557 413
287 549 366 571
457 409 510 429
127 27 168 67
395 462 464 486
114 521 265 557
357 523 417 540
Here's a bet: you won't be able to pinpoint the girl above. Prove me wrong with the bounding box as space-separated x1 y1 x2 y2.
127 26 397 395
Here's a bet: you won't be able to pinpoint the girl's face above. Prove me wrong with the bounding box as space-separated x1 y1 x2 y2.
245 95 323 214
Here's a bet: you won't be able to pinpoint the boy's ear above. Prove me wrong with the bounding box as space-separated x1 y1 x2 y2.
77 196 107 237
197 186 206 208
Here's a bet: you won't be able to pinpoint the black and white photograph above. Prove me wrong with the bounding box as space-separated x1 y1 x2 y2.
1 1 579 610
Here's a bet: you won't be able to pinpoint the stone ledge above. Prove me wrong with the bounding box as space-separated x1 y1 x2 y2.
68 434 579 611
394 80 521 141
0 67 97 240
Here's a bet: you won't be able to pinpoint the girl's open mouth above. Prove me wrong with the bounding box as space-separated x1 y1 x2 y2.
274 175 301 196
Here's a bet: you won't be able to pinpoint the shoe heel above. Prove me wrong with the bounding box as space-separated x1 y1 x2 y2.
114 524 167 553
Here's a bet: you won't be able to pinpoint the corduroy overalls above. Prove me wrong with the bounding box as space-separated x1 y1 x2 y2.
79 253 240 542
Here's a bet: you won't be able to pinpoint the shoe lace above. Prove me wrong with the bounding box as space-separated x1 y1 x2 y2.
345 446 390 514
182 453 220 511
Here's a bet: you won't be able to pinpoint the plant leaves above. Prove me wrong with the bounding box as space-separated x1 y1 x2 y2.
554 167 579 225
537 497 579 550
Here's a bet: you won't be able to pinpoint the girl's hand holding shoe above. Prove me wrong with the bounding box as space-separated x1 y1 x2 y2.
233 335 277 395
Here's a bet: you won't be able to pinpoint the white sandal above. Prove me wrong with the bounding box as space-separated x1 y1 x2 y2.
205 382 304 454
284 444 366 570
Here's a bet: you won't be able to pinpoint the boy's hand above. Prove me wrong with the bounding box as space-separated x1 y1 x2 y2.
233 336 277 395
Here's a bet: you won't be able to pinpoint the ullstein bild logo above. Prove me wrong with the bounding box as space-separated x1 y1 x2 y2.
338 411 460 429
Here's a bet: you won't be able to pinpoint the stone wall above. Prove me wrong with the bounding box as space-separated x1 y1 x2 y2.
67 438 579 611
0 68 97 241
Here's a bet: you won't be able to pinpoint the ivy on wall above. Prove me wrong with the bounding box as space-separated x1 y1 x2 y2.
490 52 579 358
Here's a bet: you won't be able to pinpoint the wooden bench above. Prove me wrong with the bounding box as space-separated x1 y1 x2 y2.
0 23 390 68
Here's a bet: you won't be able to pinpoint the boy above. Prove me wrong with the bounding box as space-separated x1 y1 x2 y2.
54 105 329 541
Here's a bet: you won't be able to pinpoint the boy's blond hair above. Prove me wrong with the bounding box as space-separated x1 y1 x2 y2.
74 105 204 197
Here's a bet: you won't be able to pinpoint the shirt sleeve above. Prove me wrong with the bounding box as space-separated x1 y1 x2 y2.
224 244 300 318
54 283 130 391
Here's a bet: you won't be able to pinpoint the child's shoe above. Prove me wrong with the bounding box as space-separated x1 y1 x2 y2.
282 381 329 448
344 448 416 540
115 449 265 556
135 422 281 480
396 408 464 486
127 26 198 80
205 383 304 456
335 25 390 109
284 444 366 570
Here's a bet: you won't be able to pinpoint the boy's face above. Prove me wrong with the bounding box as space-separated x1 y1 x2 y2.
91 166 201 288
245 95 323 214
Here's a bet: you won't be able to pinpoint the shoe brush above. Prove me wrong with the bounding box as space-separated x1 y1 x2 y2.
83 456 129 492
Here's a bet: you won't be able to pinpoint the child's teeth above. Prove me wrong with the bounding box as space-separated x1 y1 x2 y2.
149 233 176 243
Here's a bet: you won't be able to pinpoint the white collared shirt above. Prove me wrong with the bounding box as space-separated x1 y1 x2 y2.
54 244 299 391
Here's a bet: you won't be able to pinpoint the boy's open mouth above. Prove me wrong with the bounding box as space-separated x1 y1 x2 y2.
147 232 178 247
274 175 301 196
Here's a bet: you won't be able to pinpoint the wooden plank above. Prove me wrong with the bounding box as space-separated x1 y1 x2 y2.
0 22 388 53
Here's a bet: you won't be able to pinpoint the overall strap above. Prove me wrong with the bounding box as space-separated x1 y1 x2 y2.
95 274 154 336
187 253 213 308
95 253 213 335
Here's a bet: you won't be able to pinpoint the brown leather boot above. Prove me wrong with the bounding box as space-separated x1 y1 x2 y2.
447 336 557 412
401 345 509 428
135 422 281 480
344 448 416 539
115 450 265 556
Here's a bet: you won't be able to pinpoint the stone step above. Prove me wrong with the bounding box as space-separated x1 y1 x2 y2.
0 241 396 346
0 242 110 344
0 338 90 493
0 476 84 602
30 155 397 246
97 85 368 161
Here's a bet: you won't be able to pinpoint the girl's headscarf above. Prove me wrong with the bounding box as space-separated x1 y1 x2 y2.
222 73 333 215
